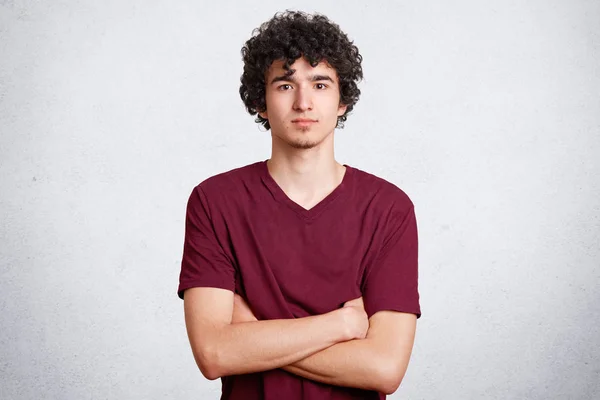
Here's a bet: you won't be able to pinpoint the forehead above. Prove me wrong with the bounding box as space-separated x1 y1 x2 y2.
266 58 337 78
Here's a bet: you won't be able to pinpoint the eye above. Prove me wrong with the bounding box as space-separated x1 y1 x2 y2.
278 84 292 91
315 83 328 89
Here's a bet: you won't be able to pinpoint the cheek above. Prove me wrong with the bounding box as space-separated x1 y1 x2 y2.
265 93 281 113
325 94 342 112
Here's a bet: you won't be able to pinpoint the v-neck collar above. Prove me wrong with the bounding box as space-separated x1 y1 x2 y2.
259 159 353 221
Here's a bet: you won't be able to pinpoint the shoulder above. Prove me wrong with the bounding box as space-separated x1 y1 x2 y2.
349 166 414 213
193 161 263 198
184 161 264 216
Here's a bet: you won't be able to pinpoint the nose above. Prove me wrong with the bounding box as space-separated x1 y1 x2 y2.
293 86 313 112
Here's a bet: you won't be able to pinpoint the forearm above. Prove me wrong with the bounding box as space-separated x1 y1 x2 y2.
281 338 388 392
203 311 346 378
281 311 417 395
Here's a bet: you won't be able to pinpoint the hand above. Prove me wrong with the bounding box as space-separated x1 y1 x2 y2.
231 293 258 323
340 296 369 340
343 296 365 310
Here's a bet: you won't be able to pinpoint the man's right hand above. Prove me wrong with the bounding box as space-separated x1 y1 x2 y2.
339 296 369 340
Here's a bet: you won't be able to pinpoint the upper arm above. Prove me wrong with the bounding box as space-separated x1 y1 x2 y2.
360 200 420 393
183 286 234 379
366 310 417 394
178 186 238 378
178 186 237 298
362 203 420 319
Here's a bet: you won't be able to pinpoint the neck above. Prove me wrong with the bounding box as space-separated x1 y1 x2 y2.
267 133 345 203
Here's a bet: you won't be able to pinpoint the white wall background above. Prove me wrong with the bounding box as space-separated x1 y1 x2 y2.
1 1 599 399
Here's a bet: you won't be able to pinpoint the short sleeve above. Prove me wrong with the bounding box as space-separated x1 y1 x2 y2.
177 186 236 299
362 204 421 319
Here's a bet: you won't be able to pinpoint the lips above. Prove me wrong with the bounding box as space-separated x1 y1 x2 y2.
292 119 317 128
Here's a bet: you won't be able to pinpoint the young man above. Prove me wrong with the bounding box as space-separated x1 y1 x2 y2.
178 11 421 399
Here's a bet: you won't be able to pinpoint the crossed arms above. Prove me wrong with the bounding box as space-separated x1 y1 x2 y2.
183 287 417 395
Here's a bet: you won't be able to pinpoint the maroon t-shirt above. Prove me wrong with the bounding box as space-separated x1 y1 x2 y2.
178 160 420 400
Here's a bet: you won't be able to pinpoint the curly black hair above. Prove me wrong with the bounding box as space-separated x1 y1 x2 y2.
239 11 363 130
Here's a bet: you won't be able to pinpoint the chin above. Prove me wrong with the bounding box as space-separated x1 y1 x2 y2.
277 133 317 149
273 125 333 149
288 140 319 150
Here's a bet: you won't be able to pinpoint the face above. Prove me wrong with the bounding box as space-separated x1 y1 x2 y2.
259 57 347 150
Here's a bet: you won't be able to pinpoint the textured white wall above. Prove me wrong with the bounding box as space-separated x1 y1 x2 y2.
1 1 599 399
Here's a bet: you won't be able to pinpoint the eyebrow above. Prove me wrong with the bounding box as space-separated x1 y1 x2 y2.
269 73 335 85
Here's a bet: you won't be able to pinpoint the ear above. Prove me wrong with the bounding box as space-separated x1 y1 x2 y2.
258 109 268 119
337 103 348 117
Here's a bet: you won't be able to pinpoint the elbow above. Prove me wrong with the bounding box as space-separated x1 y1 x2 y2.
199 364 220 381
380 379 401 396
376 361 407 395
193 344 222 381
